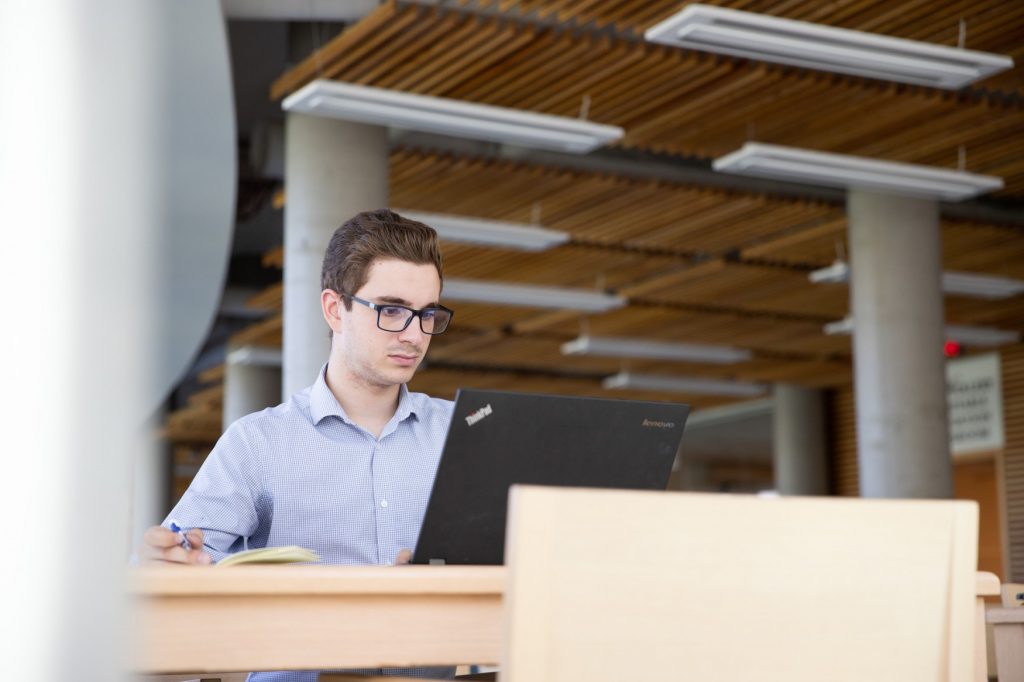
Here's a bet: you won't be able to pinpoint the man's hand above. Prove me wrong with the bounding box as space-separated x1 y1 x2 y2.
394 549 413 565
140 525 213 565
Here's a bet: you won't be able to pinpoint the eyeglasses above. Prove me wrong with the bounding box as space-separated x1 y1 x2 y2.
344 293 454 335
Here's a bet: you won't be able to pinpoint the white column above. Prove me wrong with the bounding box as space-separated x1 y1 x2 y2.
224 347 283 429
847 189 952 499
773 384 828 495
3 2 233 679
283 113 388 397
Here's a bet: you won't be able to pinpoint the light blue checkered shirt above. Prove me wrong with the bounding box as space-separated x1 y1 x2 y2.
165 364 455 681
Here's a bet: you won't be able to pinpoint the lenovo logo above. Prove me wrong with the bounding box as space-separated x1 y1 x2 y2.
642 418 675 428
465 404 493 426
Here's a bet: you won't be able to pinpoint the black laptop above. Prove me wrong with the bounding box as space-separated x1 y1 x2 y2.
411 389 689 565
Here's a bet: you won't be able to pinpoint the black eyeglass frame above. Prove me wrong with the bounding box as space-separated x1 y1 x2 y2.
343 293 454 335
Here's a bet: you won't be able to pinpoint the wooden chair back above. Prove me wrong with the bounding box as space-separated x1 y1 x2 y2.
502 486 979 682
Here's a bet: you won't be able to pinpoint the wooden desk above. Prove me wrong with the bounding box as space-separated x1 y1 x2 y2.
134 565 999 677
131 565 505 674
987 606 1024 682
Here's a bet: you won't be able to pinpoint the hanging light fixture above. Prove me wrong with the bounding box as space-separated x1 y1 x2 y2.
645 4 1013 89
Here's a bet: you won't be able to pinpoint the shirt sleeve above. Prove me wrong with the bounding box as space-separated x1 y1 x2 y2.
162 418 265 562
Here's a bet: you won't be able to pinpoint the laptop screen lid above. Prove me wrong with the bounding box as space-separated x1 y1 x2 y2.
411 389 689 565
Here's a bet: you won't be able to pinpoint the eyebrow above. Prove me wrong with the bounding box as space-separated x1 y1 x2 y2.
373 295 441 308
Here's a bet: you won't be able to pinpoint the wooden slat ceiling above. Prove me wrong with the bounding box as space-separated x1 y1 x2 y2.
272 1 1024 195
161 2 1024 443
406 365 750 407
532 304 851 356
426 334 852 386
392 150 839 255
622 256 1024 330
621 258 846 317
225 146 1023 408
743 218 1024 275
439 243 679 289
494 0 1024 92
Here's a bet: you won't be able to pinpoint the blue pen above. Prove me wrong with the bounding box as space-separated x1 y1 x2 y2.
168 519 193 551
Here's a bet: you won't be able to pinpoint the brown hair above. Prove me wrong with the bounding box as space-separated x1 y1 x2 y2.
321 209 443 310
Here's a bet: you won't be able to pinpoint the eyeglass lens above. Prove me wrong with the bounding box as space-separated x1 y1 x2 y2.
377 305 451 334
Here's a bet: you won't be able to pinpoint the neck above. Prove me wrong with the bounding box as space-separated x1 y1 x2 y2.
324 360 401 438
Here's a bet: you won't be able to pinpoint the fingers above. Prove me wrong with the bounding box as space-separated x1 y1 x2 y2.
185 528 205 548
143 525 181 548
141 546 213 565
394 548 413 565
172 547 213 565
140 525 213 565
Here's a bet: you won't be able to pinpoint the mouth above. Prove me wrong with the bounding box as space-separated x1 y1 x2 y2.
388 352 420 367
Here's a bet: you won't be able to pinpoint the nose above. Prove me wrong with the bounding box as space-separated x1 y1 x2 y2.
398 317 426 346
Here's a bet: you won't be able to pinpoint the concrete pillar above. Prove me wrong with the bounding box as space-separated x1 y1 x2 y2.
224 346 283 429
773 384 828 495
847 189 952 499
283 113 388 397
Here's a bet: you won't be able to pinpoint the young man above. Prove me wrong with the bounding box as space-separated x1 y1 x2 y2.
141 209 457 680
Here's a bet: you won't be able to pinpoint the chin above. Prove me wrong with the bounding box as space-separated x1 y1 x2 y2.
383 365 418 385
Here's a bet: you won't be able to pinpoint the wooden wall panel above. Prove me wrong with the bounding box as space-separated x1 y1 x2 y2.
953 459 1004 579
828 384 859 496
1002 344 1024 581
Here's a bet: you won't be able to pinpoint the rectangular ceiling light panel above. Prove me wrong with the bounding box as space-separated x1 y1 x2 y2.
397 210 570 251
941 272 1024 300
562 335 753 364
808 260 851 285
824 315 1020 346
603 371 768 397
283 80 623 154
714 143 1004 201
645 4 1013 89
810 260 1024 299
823 316 856 336
944 325 1021 347
442 278 626 313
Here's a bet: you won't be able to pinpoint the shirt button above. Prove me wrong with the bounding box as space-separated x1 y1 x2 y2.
380 499 389 508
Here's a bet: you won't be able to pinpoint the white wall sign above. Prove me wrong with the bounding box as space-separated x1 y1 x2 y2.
946 352 1004 456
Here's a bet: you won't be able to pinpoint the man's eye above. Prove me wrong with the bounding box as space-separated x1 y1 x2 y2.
421 309 437 320
380 306 406 317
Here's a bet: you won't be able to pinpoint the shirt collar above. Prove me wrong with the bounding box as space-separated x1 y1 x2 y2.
393 383 419 424
309 363 420 427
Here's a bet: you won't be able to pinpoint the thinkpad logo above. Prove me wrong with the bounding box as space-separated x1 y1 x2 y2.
465 404 493 426
642 418 675 428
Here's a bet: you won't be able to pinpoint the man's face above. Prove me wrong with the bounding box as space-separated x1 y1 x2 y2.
335 257 442 389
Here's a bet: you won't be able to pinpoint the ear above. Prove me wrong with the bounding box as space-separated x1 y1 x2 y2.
321 289 343 334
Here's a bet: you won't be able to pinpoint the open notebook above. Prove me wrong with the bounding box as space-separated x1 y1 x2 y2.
216 545 320 567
